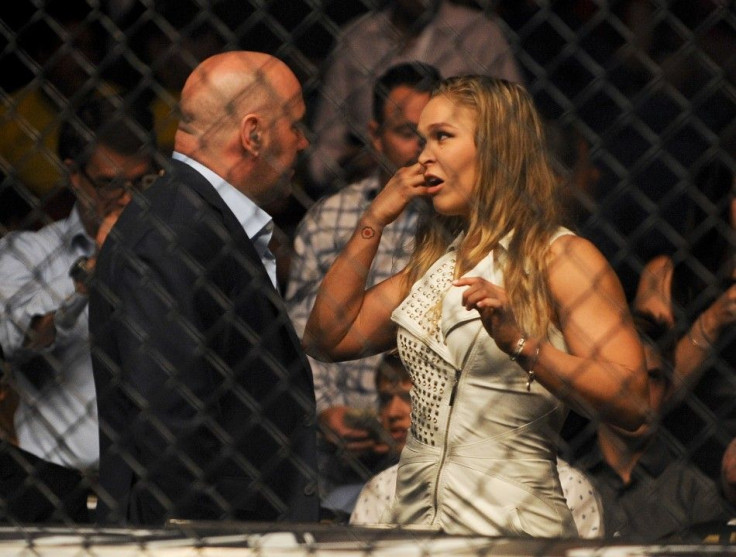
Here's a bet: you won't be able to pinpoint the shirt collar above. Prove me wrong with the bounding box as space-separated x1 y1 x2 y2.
68 206 96 256
172 152 273 242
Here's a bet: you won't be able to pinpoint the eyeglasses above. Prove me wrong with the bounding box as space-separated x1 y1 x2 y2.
80 167 160 198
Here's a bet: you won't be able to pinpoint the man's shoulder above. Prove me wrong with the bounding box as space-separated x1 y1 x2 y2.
340 9 382 30
337 8 389 41
439 1 503 28
110 183 212 258
658 457 718 487
0 215 75 258
126 166 214 221
319 178 376 206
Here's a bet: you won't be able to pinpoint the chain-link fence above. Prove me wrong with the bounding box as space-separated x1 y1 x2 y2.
1 0 735 551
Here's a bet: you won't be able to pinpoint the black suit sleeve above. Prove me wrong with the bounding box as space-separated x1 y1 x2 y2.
91 185 318 525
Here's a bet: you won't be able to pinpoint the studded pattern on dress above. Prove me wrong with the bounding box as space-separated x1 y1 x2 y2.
395 251 457 446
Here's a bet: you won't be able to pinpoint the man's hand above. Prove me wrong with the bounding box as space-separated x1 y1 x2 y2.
319 405 378 454
22 314 56 350
96 208 124 249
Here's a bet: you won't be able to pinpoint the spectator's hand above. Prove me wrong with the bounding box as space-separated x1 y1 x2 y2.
96 208 124 248
701 283 736 339
319 406 377 454
23 314 56 350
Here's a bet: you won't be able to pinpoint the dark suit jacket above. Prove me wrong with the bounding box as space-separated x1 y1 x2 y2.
89 160 319 525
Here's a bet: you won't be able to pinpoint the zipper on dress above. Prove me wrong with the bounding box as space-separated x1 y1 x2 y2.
448 369 461 406
431 367 462 525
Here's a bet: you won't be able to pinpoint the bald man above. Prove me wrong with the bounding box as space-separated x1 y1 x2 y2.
89 52 319 525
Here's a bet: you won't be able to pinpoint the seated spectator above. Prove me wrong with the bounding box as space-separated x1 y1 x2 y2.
0 94 157 523
285 61 440 510
633 159 736 483
306 0 522 193
322 352 411 519
579 311 730 541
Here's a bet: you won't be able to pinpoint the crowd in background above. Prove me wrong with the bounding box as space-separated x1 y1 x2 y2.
0 0 735 542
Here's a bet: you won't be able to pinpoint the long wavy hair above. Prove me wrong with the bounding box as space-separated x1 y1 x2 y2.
402 76 565 336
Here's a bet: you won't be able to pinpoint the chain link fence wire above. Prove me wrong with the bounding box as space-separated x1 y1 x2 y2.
0 0 735 546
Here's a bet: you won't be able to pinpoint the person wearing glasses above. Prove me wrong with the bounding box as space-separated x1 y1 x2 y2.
0 95 157 522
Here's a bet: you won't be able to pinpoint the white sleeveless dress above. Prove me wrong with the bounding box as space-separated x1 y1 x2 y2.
388 229 578 537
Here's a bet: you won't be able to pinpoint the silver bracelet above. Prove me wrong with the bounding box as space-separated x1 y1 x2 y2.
687 328 708 350
698 317 715 347
526 343 541 391
510 335 526 361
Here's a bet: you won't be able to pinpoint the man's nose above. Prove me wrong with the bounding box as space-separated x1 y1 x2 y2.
418 143 431 165
298 130 310 151
387 395 406 416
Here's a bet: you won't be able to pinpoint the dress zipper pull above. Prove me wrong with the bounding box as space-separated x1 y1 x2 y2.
449 369 461 406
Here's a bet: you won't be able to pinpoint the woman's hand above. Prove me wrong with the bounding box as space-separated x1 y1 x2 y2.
452 277 523 355
362 162 429 229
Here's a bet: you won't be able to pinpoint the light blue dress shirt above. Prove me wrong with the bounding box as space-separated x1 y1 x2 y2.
172 152 278 290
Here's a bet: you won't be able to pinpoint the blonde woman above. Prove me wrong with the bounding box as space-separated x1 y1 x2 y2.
305 76 648 537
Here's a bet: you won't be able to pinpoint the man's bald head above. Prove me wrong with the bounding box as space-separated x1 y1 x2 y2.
178 52 287 130
173 51 308 206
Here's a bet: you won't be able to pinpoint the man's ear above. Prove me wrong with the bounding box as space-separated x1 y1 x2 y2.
368 120 382 153
241 114 262 156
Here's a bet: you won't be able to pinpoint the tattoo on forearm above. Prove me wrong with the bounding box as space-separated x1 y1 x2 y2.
361 226 376 239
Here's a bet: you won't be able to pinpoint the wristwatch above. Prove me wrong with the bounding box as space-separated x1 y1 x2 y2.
69 256 92 286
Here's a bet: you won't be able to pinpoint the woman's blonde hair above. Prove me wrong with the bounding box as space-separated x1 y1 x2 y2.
403 76 564 336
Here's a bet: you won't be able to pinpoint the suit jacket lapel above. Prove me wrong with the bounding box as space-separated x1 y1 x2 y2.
168 161 313 383
169 162 265 268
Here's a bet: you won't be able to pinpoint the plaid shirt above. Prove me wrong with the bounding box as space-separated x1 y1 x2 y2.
285 174 419 414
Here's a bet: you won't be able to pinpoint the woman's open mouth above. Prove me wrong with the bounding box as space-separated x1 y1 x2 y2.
425 175 444 192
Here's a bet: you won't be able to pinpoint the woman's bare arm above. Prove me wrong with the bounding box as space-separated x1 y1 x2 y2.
456 235 649 430
304 163 429 361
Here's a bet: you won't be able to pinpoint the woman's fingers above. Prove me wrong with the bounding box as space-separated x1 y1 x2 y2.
369 163 428 226
454 277 503 310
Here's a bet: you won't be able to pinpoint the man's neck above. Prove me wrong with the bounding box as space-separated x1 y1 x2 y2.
597 425 649 485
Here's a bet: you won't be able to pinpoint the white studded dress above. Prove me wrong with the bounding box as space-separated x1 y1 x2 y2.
388 230 578 537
